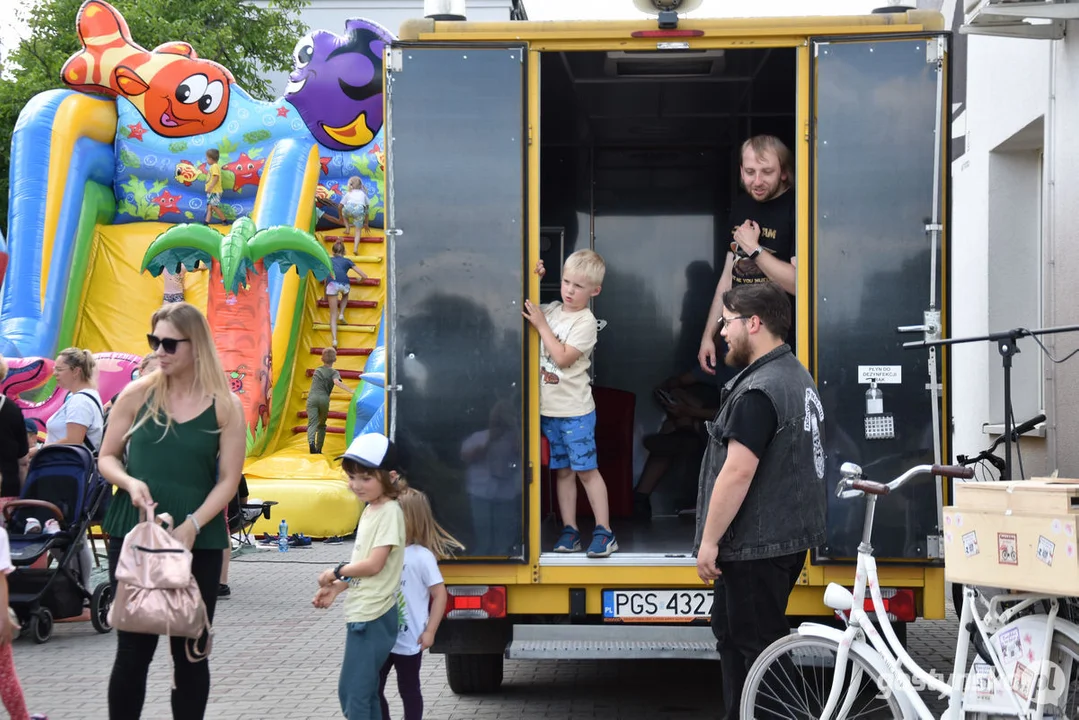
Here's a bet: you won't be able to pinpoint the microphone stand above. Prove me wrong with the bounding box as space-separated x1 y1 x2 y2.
904 324 1079 481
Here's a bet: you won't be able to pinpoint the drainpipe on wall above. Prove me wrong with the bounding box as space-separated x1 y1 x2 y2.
1045 40 1059 472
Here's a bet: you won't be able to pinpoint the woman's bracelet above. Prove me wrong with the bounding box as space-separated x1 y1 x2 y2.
186 513 201 535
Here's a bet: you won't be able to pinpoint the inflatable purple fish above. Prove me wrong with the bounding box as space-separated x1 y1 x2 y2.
284 19 395 151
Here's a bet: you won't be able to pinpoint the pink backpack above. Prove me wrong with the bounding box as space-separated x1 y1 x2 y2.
108 506 212 662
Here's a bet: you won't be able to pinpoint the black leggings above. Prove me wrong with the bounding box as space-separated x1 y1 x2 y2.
106 542 222 720
379 652 424 720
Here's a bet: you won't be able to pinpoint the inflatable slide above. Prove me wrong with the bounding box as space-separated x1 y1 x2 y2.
0 0 394 536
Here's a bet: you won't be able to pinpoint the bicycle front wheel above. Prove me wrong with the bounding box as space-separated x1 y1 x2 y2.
740 633 905 719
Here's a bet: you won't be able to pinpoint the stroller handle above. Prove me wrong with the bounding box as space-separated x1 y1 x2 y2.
3 499 66 525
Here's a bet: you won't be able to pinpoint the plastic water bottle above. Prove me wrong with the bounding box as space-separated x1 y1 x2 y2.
278 519 289 553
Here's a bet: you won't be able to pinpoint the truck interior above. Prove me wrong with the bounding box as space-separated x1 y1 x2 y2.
537 47 797 559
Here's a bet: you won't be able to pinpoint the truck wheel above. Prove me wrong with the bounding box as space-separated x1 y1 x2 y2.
445 653 504 694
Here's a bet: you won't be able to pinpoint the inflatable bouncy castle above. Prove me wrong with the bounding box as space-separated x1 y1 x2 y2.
0 0 394 536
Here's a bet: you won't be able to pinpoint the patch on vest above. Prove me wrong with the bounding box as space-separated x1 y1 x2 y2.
805 388 825 479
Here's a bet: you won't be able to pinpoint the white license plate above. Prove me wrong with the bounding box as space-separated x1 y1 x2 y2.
602 589 713 619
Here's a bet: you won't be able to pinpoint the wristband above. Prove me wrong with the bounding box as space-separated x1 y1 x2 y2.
186 513 201 535
334 562 348 582
748 247 762 259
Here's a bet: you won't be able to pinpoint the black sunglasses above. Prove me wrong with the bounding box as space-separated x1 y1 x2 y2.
147 334 190 354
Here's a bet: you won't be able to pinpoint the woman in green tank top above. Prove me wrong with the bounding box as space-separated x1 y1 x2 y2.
97 302 246 720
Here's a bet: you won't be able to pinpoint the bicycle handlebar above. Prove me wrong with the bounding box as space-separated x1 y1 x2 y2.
932 464 975 479
955 412 1045 473
837 463 973 499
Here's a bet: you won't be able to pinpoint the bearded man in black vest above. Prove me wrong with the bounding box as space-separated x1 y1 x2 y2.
693 281 826 719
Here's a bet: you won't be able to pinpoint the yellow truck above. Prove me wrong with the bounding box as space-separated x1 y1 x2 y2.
383 2 952 693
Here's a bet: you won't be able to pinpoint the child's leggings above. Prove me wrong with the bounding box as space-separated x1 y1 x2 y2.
378 651 424 720
0 642 30 720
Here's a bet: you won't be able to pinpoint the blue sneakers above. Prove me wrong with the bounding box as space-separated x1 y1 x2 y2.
587 526 619 558
553 525 582 552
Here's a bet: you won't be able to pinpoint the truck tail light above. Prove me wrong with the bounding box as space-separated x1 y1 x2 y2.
842 588 916 623
445 585 507 619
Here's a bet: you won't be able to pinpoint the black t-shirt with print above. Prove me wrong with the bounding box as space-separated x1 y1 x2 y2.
724 189 797 346
0 398 30 497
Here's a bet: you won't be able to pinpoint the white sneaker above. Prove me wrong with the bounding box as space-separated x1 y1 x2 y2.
24 517 41 534
43 519 61 534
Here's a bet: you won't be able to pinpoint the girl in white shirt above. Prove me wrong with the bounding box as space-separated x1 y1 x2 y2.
378 487 462 720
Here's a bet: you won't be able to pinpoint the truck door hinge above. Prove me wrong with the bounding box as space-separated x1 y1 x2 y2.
926 36 944 68
390 48 404 73
926 533 943 560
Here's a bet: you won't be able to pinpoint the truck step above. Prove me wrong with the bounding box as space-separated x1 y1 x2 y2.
506 625 720 661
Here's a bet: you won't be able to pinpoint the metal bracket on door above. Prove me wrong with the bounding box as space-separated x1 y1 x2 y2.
926 533 942 560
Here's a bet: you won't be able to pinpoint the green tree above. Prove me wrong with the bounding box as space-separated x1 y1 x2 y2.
0 0 309 235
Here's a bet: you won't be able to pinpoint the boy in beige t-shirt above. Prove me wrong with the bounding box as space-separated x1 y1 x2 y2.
523 249 617 557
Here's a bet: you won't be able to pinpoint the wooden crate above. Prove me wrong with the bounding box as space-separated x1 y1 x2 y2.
943 506 1079 595
953 478 1079 516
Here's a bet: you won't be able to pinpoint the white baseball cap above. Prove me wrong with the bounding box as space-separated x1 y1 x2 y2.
338 433 398 470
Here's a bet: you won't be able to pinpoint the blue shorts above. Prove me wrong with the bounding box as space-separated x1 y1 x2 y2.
541 411 598 472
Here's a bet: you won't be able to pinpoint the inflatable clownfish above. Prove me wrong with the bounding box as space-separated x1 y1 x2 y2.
61 0 234 138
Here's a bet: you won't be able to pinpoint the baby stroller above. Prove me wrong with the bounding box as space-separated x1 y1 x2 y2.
3 444 114 643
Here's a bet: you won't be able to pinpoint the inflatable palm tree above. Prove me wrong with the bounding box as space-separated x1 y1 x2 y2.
142 218 332 452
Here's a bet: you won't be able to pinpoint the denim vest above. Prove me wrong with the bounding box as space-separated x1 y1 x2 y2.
693 345 827 562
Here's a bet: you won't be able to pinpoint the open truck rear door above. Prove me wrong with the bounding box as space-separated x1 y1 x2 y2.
809 34 950 562
385 44 529 561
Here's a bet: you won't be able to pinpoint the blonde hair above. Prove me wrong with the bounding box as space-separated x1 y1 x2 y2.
740 135 793 193
563 249 606 287
0 356 7 382
331 241 346 257
321 347 337 364
348 176 363 191
57 347 96 383
398 487 464 559
128 302 235 439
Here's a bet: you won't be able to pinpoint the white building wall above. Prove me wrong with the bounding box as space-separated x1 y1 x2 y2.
953 19 1079 475
1046 21 1079 474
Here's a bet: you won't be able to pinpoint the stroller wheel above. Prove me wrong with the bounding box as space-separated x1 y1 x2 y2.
29 607 53 644
91 582 113 634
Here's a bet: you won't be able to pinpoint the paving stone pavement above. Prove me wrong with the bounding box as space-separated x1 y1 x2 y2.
7 543 962 719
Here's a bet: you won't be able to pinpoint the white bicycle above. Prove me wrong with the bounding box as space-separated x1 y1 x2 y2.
740 462 1079 719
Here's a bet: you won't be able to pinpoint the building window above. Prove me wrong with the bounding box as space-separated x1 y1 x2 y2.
986 118 1044 426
